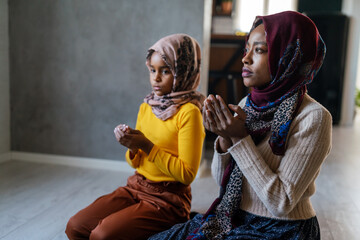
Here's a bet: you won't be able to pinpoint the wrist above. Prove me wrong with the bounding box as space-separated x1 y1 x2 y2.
230 134 248 145
217 136 232 153
129 149 138 159
143 141 154 155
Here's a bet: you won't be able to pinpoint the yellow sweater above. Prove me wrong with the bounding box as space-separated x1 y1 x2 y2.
125 102 205 185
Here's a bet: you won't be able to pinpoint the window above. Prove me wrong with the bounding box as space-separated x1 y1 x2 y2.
233 0 298 34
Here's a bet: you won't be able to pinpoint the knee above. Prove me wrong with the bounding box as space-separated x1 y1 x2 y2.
65 215 88 240
90 226 113 240
90 220 132 240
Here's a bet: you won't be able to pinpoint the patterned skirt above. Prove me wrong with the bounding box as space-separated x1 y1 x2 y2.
147 209 320 240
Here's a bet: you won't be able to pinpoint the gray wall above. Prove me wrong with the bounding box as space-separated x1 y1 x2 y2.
0 0 10 156
9 0 206 160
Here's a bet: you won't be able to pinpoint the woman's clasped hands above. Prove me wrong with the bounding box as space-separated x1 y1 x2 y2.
203 94 248 152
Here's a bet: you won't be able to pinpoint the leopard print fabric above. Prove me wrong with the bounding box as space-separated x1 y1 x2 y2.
243 38 312 155
188 161 243 240
244 90 301 154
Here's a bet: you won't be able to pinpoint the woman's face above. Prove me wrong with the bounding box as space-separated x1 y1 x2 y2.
242 24 272 88
148 52 174 96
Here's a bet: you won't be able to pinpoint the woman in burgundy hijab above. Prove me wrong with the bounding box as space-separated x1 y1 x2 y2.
149 11 332 240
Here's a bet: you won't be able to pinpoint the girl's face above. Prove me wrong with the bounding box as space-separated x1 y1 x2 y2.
242 24 272 88
149 52 174 96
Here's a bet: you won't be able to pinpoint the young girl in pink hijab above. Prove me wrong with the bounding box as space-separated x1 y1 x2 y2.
149 11 331 240
65 34 205 240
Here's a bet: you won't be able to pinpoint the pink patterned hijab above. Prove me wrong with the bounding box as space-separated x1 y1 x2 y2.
144 34 205 120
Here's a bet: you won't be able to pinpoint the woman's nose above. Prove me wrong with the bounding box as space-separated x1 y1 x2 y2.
242 51 252 65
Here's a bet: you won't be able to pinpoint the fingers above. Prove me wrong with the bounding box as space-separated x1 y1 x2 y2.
203 98 215 131
115 124 125 130
216 95 233 120
202 98 217 132
114 124 144 152
114 129 121 140
121 125 130 133
114 124 132 143
202 104 209 130
115 124 131 134
203 94 232 132
205 96 224 129
209 95 226 123
205 109 220 134
228 104 246 119
205 109 216 126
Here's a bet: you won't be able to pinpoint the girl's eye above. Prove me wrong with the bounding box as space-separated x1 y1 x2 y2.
150 68 156 73
162 69 170 74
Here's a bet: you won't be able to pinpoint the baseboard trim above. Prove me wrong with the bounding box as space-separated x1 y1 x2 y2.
0 152 11 163
10 151 134 172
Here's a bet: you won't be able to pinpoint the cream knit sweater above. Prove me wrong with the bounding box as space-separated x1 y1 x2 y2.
211 94 332 220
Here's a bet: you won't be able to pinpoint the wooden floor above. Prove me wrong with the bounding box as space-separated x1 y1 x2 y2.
1 114 360 240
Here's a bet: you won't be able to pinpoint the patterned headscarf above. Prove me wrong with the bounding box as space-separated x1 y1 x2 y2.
243 11 326 155
187 11 326 240
144 34 205 120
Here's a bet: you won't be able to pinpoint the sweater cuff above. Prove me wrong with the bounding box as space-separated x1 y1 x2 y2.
214 136 231 158
211 137 231 176
126 150 142 168
228 135 260 170
147 144 160 162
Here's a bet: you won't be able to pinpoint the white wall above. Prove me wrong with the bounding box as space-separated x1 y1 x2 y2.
200 0 213 97
341 0 360 125
0 0 10 162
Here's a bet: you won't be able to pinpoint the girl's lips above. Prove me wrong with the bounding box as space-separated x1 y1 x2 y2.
242 68 253 78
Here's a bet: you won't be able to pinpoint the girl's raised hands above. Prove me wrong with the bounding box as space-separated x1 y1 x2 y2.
114 124 130 141
203 95 248 145
114 124 154 156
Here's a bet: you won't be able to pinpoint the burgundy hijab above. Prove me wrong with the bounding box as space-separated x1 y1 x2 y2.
243 11 326 155
188 11 326 240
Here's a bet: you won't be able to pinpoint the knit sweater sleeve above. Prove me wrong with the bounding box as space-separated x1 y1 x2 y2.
229 102 332 218
211 137 232 186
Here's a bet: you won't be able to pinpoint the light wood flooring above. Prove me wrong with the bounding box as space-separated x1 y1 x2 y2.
1 114 360 240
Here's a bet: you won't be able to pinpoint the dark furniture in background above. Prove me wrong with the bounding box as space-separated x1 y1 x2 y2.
206 34 248 142
305 12 349 124
208 34 247 105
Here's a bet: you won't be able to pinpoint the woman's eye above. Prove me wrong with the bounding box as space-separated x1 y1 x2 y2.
162 69 170 74
150 68 156 73
255 48 266 53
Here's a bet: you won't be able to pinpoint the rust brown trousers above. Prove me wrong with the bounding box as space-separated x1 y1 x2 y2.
65 172 191 240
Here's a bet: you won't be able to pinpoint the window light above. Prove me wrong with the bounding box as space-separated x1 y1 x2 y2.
233 0 297 34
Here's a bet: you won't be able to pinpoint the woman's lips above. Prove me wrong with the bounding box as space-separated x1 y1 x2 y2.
242 68 253 77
